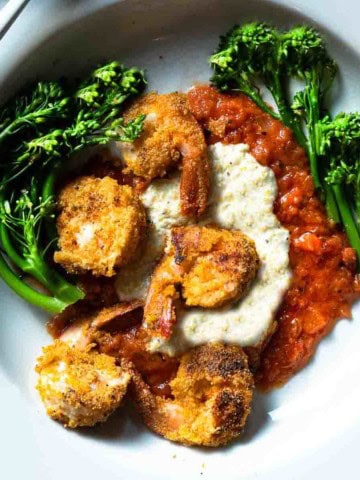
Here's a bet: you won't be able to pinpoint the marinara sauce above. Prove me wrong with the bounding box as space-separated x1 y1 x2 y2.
187 85 360 389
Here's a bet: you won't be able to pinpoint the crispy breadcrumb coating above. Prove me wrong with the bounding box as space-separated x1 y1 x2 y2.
132 343 254 447
54 176 146 276
144 225 260 338
172 225 260 307
36 340 131 428
118 92 210 217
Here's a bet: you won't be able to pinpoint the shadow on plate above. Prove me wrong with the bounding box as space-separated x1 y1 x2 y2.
74 388 275 450
239 390 274 444
74 398 150 443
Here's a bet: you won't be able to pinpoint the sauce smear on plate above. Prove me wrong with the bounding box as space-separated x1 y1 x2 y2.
188 85 360 389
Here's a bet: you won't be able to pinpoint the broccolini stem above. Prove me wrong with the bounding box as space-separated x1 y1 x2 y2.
268 74 307 150
0 221 84 304
0 222 27 270
324 183 340 223
304 71 323 190
0 185 84 304
0 252 68 313
307 144 321 191
332 184 360 261
355 194 360 232
234 79 280 120
41 162 61 243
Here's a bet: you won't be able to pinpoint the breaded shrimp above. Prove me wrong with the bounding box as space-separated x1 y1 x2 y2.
54 176 146 277
132 343 254 447
117 92 210 217
59 301 143 349
56 302 180 398
36 340 131 428
144 225 260 338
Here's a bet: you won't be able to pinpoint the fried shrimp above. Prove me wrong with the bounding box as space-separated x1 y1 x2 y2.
59 301 144 349
36 340 131 428
117 92 210 217
132 343 254 447
54 176 146 277
144 225 260 338
56 302 180 398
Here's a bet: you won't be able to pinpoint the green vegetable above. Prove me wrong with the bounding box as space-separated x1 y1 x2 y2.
0 61 146 313
0 82 70 146
211 24 282 120
0 178 84 307
210 23 336 155
210 23 308 148
319 113 360 252
2 61 146 185
210 23 360 265
280 26 337 190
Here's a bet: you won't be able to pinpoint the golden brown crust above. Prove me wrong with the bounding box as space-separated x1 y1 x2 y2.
144 225 260 338
172 225 260 308
54 176 146 277
36 340 132 428
131 343 254 447
118 92 210 217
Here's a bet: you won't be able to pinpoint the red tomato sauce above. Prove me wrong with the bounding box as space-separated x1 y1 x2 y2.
47 276 178 397
187 85 360 389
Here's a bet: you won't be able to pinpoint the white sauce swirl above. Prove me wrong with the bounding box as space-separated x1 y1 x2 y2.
115 143 291 354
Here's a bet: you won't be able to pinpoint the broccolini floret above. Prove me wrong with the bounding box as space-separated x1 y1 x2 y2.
0 82 70 146
211 23 281 120
317 113 360 254
210 23 308 149
280 26 337 190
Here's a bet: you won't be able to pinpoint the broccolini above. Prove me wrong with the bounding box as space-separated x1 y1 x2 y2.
0 61 146 313
210 23 360 265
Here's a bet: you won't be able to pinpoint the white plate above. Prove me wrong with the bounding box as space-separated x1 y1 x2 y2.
1 1 360 479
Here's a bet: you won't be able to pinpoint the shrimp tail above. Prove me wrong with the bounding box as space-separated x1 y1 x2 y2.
144 253 182 339
180 152 210 217
157 296 177 338
144 283 178 339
